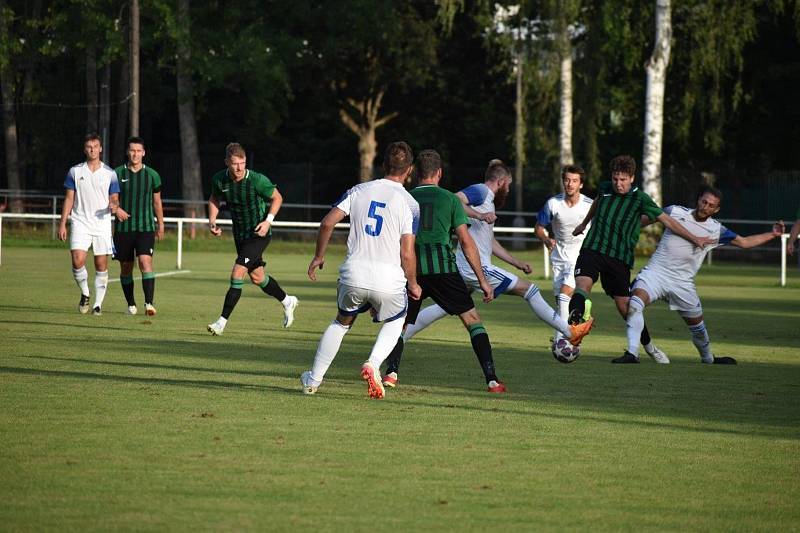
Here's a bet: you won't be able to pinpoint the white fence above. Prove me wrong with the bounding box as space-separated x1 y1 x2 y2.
0 212 796 286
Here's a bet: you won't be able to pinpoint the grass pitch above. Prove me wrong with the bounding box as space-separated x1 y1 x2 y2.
1 239 799 531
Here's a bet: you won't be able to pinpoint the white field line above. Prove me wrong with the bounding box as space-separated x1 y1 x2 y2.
108 270 192 283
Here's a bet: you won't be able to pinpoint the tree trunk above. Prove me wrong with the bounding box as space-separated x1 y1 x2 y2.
86 44 98 134
129 0 140 136
0 73 21 211
642 0 671 207
558 27 574 169
176 0 203 221
100 63 111 160
512 48 526 250
113 57 129 165
338 90 396 182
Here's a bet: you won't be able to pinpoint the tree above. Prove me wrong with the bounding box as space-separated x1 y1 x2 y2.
641 0 671 206
0 0 22 209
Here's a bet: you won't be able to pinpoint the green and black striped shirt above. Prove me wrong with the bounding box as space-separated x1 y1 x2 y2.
210 169 276 242
114 165 162 233
410 184 469 275
582 181 663 267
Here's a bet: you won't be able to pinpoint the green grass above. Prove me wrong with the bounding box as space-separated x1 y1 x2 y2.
1 241 799 531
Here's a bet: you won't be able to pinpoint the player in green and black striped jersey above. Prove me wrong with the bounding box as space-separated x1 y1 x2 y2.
206 143 298 336
382 149 507 393
113 136 165 317
569 155 713 363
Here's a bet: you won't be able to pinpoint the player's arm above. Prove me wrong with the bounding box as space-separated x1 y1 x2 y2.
153 191 165 240
491 238 532 274
400 233 421 300
58 189 75 241
255 188 283 237
730 221 784 249
455 224 493 303
655 212 714 248
208 194 222 236
456 191 497 224
788 219 800 256
109 193 121 220
308 207 346 281
534 223 555 252
572 198 598 236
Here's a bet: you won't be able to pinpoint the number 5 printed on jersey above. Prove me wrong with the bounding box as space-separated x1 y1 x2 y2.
365 200 386 236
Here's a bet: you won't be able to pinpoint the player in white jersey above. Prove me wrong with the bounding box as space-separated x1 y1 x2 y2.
401 159 594 352
301 142 421 399
624 185 785 364
534 165 593 344
58 134 120 315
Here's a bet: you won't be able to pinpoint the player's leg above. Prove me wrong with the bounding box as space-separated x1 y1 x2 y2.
458 308 504 392
568 251 599 325
302 311 357 394
383 289 425 385
70 233 92 313
622 288 652 361
363 290 409 399
553 261 575 343
679 297 736 365
207 263 247 335
90 235 113 315
114 232 138 313
136 232 157 315
246 236 298 327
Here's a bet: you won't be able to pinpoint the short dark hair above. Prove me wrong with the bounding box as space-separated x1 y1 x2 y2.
610 155 636 176
127 136 146 149
226 142 246 160
697 184 723 202
382 141 413 176
415 149 441 180
84 133 102 145
485 159 511 182
561 164 586 182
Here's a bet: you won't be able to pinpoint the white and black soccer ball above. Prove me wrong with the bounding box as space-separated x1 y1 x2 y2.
552 338 580 364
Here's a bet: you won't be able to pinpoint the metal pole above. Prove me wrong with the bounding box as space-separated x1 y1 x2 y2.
781 234 787 287
0 215 3 266
52 195 57 239
543 245 550 279
177 219 183 270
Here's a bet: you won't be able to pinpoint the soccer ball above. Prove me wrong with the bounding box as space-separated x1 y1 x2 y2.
552 338 580 364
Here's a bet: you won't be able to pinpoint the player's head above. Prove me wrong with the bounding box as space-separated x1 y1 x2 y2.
485 159 512 208
382 141 414 180
695 184 722 220
561 164 585 196
415 149 442 184
609 155 636 194
126 136 146 166
83 133 102 162
225 142 247 179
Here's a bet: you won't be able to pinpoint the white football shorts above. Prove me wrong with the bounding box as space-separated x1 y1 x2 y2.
458 264 519 298
633 268 703 318
551 259 577 296
70 228 113 255
336 282 407 322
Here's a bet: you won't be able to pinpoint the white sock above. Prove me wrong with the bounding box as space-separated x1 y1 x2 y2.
73 266 90 296
311 320 350 382
93 271 109 308
525 285 571 338
555 293 571 341
404 304 448 341
215 317 228 327
367 317 405 369
626 296 646 357
689 321 713 363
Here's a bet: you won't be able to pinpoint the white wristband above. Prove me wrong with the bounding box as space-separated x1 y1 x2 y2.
266 213 275 223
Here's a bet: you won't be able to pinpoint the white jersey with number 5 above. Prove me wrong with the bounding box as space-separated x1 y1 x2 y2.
334 179 419 294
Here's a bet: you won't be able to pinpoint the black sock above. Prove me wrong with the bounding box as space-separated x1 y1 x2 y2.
259 276 287 302
640 323 652 346
468 323 497 383
221 286 242 319
142 274 155 304
385 337 405 374
121 276 135 306
568 289 587 325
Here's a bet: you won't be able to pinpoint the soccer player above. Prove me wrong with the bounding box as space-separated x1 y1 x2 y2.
206 143 298 335
58 134 119 315
569 155 714 363
534 165 593 345
624 185 784 364
113 136 165 316
397 159 595 355
301 141 421 399
787 205 799 256
382 149 505 393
